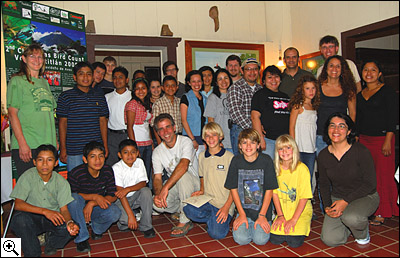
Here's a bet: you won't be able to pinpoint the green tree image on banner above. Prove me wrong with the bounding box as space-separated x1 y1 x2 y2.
2 1 87 101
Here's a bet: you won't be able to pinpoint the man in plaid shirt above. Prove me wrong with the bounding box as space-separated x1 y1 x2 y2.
226 58 263 155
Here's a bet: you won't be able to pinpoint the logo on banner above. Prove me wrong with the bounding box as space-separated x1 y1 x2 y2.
21 8 31 19
32 2 49 14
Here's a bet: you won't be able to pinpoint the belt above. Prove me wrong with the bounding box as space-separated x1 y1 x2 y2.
108 129 127 134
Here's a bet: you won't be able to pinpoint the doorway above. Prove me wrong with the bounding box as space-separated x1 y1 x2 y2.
341 16 399 166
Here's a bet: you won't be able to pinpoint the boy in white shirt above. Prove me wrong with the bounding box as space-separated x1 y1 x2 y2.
113 139 155 238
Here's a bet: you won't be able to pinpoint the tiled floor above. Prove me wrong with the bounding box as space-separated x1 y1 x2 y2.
3 197 399 257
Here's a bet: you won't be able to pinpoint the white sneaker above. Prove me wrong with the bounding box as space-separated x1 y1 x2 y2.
135 210 142 222
152 210 160 216
355 230 370 245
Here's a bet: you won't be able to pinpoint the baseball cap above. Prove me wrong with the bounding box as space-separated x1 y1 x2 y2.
241 58 260 68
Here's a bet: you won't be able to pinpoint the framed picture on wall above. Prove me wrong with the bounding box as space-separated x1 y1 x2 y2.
299 51 324 77
185 40 265 72
144 66 161 81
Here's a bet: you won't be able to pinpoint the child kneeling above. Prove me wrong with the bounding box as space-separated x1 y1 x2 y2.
224 129 278 245
183 122 235 239
270 135 313 248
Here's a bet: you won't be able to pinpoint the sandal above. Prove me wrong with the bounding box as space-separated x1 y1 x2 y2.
369 215 384 226
170 221 193 237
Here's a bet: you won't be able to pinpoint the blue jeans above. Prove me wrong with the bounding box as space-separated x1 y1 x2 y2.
138 145 153 191
67 154 83 172
232 215 271 245
300 152 316 189
230 124 243 156
183 203 232 239
10 211 71 257
263 137 276 160
67 193 121 243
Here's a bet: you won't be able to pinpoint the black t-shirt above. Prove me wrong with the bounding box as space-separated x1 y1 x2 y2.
251 88 290 140
224 153 278 221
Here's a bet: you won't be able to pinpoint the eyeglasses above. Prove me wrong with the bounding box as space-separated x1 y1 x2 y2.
27 55 44 60
328 124 348 130
321 45 336 51
243 67 259 72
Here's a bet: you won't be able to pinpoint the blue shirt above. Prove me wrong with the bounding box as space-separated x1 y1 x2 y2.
56 86 109 155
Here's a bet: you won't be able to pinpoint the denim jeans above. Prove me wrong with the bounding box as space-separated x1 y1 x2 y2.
300 152 316 189
67 154 83 172
183 203 232 239
270 233 305 248
67 193 121 243
232 215 271 245
10 211 71 257
230 124 243 156
263 137 276 160
138 145 153 191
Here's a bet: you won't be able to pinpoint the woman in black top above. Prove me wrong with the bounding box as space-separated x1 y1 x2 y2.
356 60 399 226
318 112 378 247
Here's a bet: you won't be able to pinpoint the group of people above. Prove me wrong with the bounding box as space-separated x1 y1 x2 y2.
5 34 398 256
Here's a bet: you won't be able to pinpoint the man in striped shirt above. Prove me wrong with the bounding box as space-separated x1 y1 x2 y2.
57 61 109 172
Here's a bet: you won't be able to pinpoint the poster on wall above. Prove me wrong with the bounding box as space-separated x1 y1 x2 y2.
2 1 87 101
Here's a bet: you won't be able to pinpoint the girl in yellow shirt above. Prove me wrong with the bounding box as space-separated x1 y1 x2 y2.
270 134 313 248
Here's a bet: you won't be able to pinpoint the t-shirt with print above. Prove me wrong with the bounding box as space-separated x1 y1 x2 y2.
251 88 290 140
224 153 278 221
152 135 199 178
271 162 313 236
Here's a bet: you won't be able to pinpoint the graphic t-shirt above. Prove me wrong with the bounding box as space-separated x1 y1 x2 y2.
225 153 278 221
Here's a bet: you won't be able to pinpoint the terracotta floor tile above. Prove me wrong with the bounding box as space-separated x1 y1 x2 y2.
217 236 238 248
90 250 117 257
141 241 169 254
204 249 236 257
370 234 395 246
363 248 399 257
116 246 144 257
380 229 400 240
286 242 319 256
113 238 139 249
264 247 299 257
324 245 359 257
171 245 202 257
196 240 225 253
383 243 400 254
229 244 262 257
89 242 115 253
136 234 162 245
146 250 175 257
303 251 333 257
187 232 214 243
307 238 328 250
165 237 192 249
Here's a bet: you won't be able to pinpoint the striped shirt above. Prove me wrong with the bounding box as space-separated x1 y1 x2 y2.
226 78 262 129
67 163 117 197
56 86 109 155
150 95 182 133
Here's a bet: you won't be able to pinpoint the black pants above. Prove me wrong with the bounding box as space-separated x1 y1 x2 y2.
270 233 305 248
10 211 71 257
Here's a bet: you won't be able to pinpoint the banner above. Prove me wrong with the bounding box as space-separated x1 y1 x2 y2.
2 1 87 101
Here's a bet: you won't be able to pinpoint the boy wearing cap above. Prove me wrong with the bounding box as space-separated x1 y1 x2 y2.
226 58 263 155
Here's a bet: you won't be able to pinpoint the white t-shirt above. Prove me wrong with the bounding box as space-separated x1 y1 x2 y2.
152 135 198 178
112 158 148 198
317 59 361 83
105 89 132 130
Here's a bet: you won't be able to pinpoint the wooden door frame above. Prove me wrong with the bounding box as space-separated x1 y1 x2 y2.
341 16 399 61
86 34 181 64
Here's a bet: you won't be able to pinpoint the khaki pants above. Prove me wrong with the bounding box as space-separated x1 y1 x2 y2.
153 171 200 224
321 192 379 246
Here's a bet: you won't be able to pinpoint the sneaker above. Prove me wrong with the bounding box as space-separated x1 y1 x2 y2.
91 230 103 240
44 244 57 256
135 210 142 222
38 233 46 246
76 240 91 253
141 228 156 238
152 210 160 216
355 230 370 245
